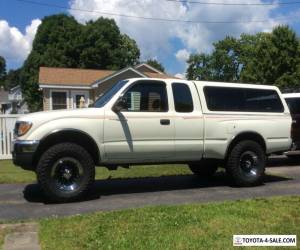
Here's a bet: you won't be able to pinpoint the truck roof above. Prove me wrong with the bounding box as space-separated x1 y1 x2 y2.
193 81 280 91
282 93 300 98
125 78 281 91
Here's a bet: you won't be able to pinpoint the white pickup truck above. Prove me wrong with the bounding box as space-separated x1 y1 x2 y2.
12 78 292 202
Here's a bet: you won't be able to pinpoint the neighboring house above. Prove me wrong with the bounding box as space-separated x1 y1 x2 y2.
0 87 10 114
8 85 29 114
39 63 176 111
0 86 28 114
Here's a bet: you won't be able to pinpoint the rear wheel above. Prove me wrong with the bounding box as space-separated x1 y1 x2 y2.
37 143 95 202
226 140 265 186
189 160 218 178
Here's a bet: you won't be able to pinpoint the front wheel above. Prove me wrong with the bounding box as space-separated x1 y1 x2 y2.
37 143 95 202
226 140 266 186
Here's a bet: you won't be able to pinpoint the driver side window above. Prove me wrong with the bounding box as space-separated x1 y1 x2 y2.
123 81 168 112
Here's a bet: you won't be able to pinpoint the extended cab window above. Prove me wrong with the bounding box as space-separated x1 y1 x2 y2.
123 81 168 112
172 83 194 113
204 86 284 113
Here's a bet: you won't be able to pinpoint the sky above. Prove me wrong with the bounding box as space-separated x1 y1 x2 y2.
0 0 300 78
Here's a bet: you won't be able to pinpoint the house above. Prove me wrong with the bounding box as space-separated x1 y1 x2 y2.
0 87 10 114
8 85 29 114
39 63 176 111
0 86 28 114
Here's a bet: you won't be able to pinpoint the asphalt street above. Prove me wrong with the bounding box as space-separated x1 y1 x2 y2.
0 156 299 221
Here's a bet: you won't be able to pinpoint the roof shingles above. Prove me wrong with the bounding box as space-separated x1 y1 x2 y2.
143 72 177 79
39 67 115 86
39 65 177 87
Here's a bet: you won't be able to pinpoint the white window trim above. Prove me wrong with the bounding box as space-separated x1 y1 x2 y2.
40 84 91 89
135 63 163 74
91 67 147 88
49 89 69 110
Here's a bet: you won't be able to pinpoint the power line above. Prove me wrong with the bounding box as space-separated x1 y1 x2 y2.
15 0 300 24
166 0 300 6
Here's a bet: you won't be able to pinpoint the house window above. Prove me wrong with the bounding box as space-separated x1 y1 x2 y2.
52 92 67 110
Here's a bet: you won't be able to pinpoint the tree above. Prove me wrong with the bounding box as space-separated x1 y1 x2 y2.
0 56 6 87
186 25 300 90
79 18 139 69
186 53 213 80
260 26 299 87
242 26 300 90
21 14 140 111
186 37 242 82
21 14 82 111
275 65 300 91
211 36 241 82
117 34 140 68
3 69 21 90
239 33 266 83
145 59 165 72
0 57 21 90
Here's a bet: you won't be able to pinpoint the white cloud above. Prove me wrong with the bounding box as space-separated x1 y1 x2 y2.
0 19 41 68
175 49 190 77
68 0 285 63
69 0 187 60
175 49 190 63
1 0 298 71
175 73 186 79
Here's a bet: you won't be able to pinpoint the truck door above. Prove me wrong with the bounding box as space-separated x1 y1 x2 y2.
171 81 204 160
103 80 175 162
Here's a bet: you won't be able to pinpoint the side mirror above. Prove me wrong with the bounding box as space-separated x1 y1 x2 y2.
112 97 127 113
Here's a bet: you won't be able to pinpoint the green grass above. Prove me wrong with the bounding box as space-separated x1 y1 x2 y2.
39 196 300 250
0 160 191 184
0 228 7 249
0 160 36 183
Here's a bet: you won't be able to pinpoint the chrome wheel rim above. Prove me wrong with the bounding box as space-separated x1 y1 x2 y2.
51 157 84 192
239 151 259 177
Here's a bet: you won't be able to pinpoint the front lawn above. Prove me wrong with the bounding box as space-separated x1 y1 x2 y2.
0 160 36 183
0 227 7 249
39 196 300 250
0 160 191 184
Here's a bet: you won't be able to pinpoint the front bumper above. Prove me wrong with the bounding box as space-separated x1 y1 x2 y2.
12 140 39 171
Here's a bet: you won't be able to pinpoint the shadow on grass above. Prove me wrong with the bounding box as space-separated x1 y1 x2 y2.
23 171 291 204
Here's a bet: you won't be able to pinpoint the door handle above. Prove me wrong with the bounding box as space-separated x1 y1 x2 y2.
108 118 127 121
160 119 170 125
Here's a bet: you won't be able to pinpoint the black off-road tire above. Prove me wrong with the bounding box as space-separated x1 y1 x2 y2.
189 160 218 178
36 143 95 202
226 140 266 187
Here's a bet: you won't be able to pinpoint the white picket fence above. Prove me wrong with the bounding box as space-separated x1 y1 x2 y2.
0 115 21 160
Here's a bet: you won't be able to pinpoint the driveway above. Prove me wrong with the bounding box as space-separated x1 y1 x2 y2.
0 156 300 221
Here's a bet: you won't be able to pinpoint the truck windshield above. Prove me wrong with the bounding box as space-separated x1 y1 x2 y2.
93 80 129 108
